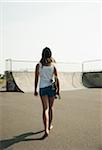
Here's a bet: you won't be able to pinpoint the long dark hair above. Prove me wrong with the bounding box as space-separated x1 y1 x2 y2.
40 47 53 66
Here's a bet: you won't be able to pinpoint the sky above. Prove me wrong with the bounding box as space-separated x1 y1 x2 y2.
0 0 101 73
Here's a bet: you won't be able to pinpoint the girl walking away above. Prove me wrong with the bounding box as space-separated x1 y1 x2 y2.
34 47 60 139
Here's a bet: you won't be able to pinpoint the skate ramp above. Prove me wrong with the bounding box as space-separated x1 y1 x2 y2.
57 72 85 90
6 71 85 93
82 72 102 88
13 72 34 92
5 71 24 92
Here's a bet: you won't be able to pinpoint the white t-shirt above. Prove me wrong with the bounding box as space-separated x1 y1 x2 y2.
39 63 54 88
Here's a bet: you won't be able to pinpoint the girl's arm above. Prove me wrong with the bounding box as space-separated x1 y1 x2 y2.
54 66 60 95
34 64 39 96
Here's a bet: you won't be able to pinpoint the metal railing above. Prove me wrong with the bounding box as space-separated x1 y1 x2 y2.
5 59 82 72
5 59 102 72
5 59 37 71
82 59 102 72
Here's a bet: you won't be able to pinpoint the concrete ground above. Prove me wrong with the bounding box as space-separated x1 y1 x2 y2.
0 89 102 150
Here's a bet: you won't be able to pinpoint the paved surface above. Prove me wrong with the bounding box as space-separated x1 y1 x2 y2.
0 89 102 150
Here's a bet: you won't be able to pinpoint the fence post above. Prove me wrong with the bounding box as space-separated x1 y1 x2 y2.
5 59 12 71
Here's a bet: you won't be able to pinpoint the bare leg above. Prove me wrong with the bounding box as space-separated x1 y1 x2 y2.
48 96 55 130
40 96 49 135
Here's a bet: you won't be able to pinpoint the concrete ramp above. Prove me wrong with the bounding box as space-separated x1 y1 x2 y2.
82 72 102 88
13 72 34 92
6 71 85 93
5 71 24 92
57 72 85 90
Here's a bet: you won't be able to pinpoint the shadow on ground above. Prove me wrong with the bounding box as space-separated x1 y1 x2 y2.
0 130 45 150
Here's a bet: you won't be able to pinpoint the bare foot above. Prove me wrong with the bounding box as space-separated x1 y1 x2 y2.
41 133 49 139
41 130 49 139
49 125 53 130
46 129 49 135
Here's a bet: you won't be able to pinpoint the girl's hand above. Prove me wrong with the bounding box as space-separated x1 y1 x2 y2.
34 91 38 96
56 89 59 95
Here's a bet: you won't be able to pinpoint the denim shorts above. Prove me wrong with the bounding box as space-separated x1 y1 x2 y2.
39 85 56 97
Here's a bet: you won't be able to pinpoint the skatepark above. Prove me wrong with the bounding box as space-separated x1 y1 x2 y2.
0 1 101 149
0 59 102 150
